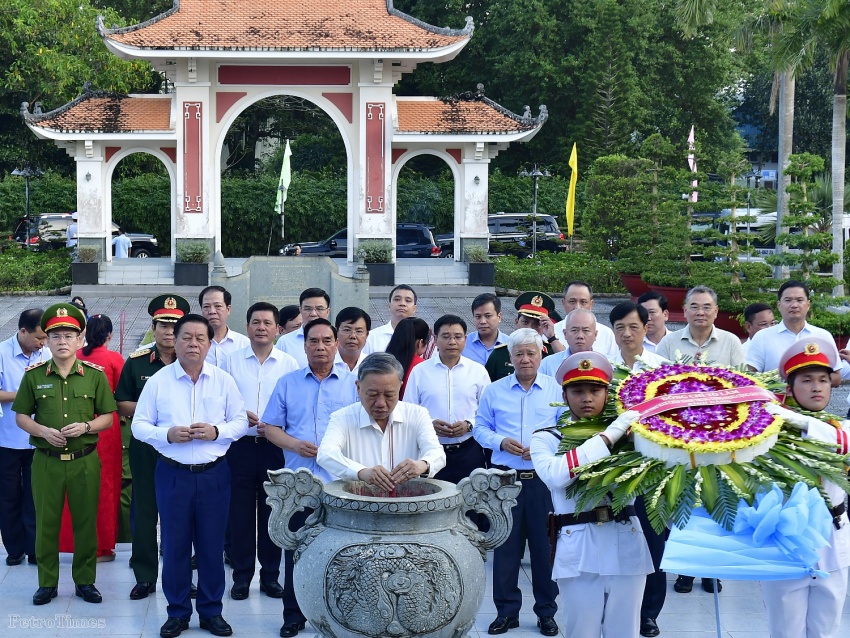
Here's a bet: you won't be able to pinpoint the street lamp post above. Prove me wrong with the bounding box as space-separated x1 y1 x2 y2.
11 165 43 249
519 165 551 257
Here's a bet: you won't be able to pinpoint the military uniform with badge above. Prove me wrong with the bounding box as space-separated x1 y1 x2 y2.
114 294 190 601
12 303 117 605
485 292 562 382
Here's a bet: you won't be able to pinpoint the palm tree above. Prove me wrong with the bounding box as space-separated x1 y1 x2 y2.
775 0 850 294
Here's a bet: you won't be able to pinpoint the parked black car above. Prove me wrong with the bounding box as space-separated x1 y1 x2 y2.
282 222 440 258
437 212 565 258
11 214 161 257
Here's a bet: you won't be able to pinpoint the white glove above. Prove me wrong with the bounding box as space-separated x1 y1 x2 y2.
603 410 640 445
765 403 812 431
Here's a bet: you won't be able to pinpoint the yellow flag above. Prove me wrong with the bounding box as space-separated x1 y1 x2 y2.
566 143 578 237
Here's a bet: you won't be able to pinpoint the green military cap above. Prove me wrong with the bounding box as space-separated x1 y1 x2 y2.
148 294 191 323
515 291 561 322
41 302 86 333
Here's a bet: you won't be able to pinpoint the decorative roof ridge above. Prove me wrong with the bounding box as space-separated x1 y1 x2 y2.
97 0 179 38
438 84 549 127
385 0 473 37
21 83 129 125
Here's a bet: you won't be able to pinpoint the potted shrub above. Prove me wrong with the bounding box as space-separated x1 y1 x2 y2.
464 245 494 286
643 264 688 322
174 240 210 286
615 254 652 301
71 247 100 285
809 303 850 350
358 240 394 286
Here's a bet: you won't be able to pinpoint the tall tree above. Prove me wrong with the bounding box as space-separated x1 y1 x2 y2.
776 0 850 293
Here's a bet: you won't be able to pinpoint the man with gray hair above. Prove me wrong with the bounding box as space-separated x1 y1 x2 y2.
473 329 564 636
317 353 445 490
655 286 744 367
539 308 598 378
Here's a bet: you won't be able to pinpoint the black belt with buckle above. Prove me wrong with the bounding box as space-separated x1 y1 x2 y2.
38 443 97 462
830 502 846 530
159 454 226 473
547 505 637 564
493 465 536 480
251 436 269 444
443 437 474 452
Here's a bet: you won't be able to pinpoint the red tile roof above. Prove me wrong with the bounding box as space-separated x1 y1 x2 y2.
396 98 542 134
101 0 470 52
25 95 173 134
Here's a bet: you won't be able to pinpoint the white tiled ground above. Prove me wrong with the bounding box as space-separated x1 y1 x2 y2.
1 545 848 637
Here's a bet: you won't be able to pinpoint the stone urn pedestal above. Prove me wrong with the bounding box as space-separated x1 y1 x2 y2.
265 468 521 638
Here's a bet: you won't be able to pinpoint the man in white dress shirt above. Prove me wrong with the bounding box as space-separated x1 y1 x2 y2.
362 285 418 355
317 352 445 490
132 314 248 638
405 314 490 484
609 302 668 371
199 286 250 367
553 281 617 358
539 308 597 378
221 303 297 602
741 302 776 357
333 307 370 374
275 288 331 368
637 291 669 353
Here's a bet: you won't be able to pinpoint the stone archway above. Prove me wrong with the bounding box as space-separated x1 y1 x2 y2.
212 89 355 257
391 149 461 259
104 147 177 259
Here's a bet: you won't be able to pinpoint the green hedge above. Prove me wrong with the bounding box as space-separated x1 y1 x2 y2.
0 247 71 291
495 252 626 294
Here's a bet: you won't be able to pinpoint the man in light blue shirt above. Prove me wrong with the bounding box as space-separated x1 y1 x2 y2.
112 227 133 259
539 308 597 378
473 328 564 637
463 293 509 366
0 309 47 566
262 318 358 638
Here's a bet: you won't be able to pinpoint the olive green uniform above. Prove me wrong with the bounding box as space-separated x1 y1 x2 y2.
485 342 553 382
114 346 168 585
12 358 117 587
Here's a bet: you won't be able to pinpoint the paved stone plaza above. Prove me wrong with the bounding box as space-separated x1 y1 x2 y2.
0 291 848 637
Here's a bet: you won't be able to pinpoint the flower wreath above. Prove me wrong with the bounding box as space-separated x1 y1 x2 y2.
557 359 850 534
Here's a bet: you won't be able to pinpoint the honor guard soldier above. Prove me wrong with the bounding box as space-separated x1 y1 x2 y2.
115 294 190 601
485 292 564 382
12 303 117 606
531 352 652 638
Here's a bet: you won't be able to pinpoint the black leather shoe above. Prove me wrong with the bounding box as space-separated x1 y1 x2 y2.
75 584 102 603
32 586 57 605
130 582 156 600
279 622 306 638
260 580 284 598
702 577 722 593
199 615 233 637
537 616 558 636
641 617 661 637
230 582 249 600
160 617 190 638
674 575 694 593
27 555 37 565
6 552 25 566
488 616 519 635
189 582 197 599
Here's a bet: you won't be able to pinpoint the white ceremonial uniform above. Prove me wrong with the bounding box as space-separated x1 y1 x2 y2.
531 427 653 638
221 347 298 437
404 355 491 445
554 319 618 358
761 417 850 638
206 327 250 367
361 321 394 355
317 401 446 480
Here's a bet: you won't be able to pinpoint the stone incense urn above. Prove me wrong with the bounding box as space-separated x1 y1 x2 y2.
265 468 521 638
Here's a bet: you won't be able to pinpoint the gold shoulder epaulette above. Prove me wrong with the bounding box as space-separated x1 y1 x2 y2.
80 360 105 371
130 348 152 359
25 360 49 371
494 343 508 350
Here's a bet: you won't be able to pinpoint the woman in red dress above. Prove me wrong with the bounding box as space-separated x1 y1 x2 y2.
59 315 125 561
385 317 430 399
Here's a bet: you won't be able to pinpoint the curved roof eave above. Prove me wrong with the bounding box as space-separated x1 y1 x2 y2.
393 126 545 145
23 122 176 142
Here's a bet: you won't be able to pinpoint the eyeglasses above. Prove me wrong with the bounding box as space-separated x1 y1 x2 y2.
48 334 77 342
687 304 716 313
339 327 367 336
301 306 328 314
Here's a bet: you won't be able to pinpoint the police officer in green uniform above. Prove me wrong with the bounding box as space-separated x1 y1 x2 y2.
485 291 565 382
12 303 117 606
115 294 190 601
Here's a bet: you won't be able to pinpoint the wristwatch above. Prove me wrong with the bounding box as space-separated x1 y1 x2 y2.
548 335 559 343
84 422 91 434
465 420 473 432
420 460 430 477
